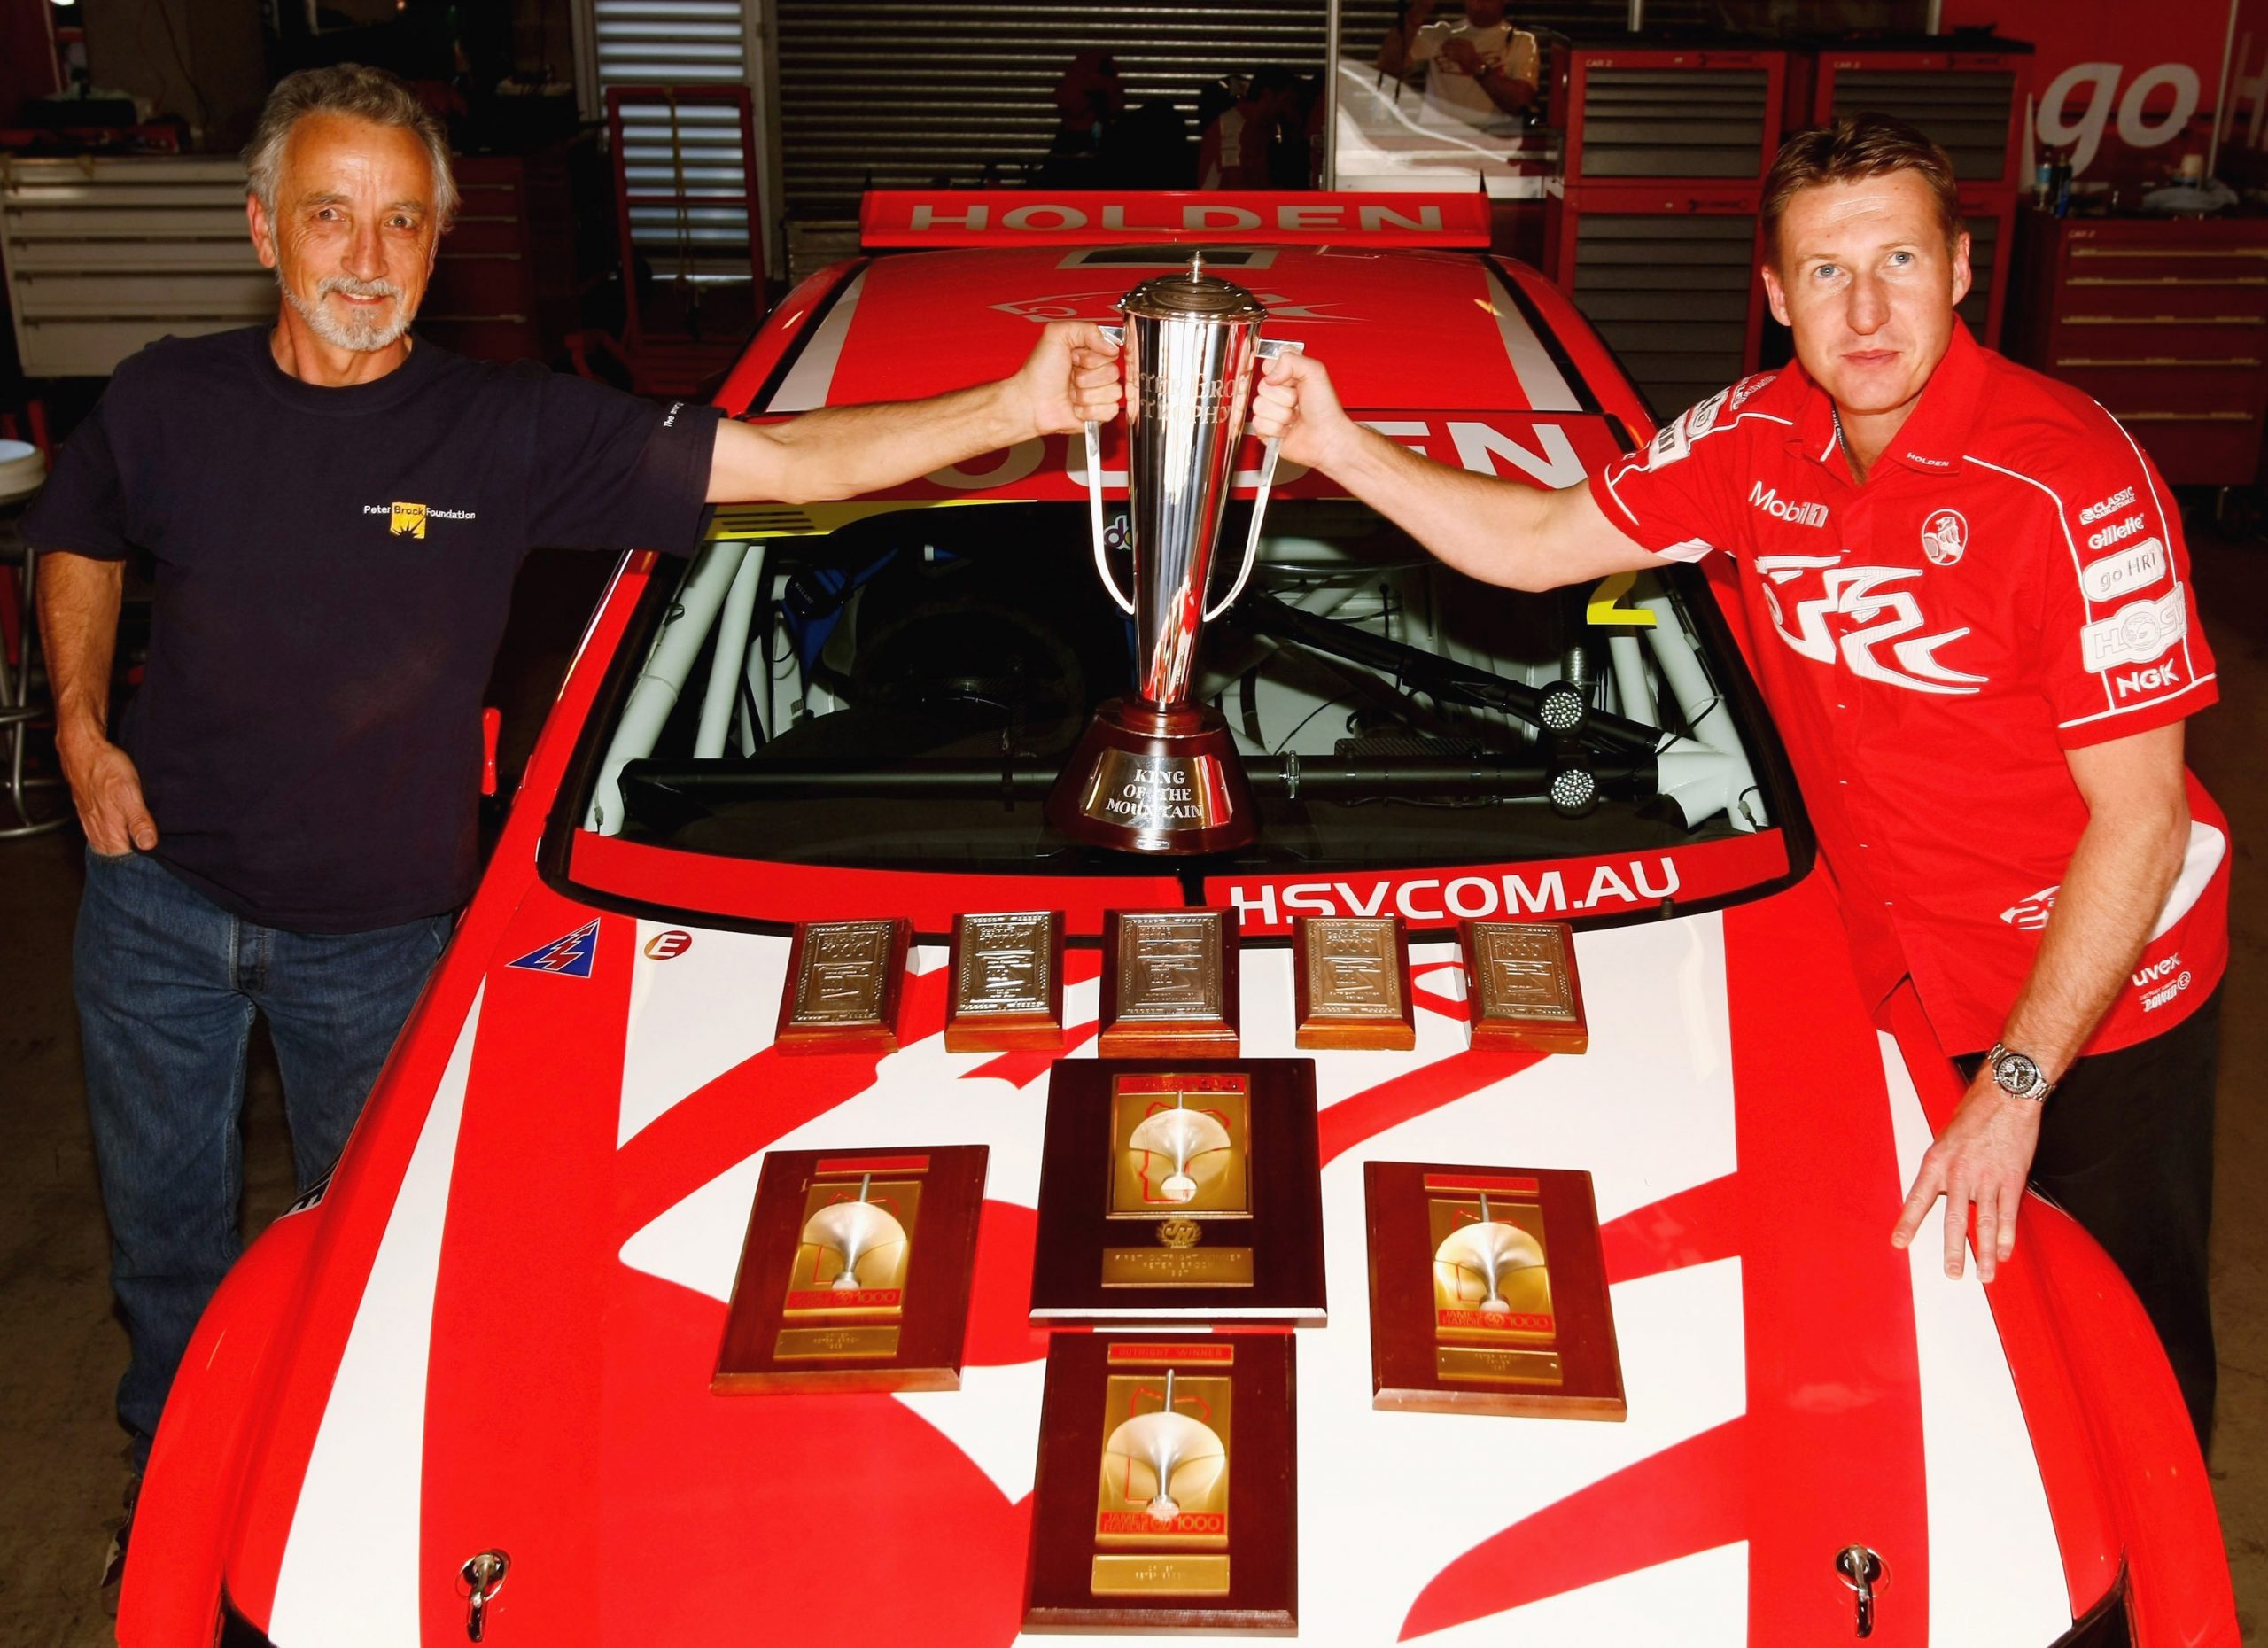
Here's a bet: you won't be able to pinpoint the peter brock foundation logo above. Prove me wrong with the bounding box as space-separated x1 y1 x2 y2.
366 501 478 540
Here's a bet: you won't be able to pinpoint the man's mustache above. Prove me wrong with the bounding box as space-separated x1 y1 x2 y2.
315 276 402 301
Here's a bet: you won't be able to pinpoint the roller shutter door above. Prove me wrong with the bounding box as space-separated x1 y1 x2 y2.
774 0 1329 221
587 0 757 273
1573 211 1758 417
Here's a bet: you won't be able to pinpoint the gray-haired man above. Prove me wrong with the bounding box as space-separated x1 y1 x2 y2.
27 64 1121 1511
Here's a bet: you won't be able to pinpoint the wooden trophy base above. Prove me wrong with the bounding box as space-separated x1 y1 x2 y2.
1045 698 1257 855
1293 914 1417 1051
1363 1161 1624 1420
1461 920 1588 1054
1097 907 1241 1060
1023 1332 1297 1636
1029 1059 1326 1325
713 1146 986 1395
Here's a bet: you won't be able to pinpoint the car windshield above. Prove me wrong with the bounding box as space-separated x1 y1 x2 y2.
575 498 1776 876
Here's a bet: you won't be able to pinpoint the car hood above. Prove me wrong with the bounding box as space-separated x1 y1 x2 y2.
244 870 2074 1646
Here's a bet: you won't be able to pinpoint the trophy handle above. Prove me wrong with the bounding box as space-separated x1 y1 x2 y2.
1204 338 1303 623
1084 324 1135 617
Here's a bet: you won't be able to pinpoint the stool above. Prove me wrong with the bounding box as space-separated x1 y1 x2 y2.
0 439 67 839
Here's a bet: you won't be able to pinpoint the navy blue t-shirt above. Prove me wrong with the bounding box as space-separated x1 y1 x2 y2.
24 326 723 932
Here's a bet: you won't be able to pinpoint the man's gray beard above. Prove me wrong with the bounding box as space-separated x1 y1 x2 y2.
280 273 410 353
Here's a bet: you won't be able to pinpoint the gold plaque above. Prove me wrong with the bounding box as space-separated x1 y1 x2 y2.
1093 1347 1232 1574
1437 1346 1565 1385
1463 920 1588 1053
781 1170 922 1321
1090 1556 1233 1597
1101 1073 1254 1287
775 1325 905 1360
776 918 910 1052
1115 910 1226 1022
1423 1172 1561 1389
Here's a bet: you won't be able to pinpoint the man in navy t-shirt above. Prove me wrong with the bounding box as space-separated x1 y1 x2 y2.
25 63 1122 1508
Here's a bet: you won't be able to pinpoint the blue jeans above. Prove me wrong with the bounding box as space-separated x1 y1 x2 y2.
74 848 452 1467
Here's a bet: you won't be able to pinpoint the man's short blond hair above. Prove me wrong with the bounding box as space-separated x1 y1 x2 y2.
243 65 458 227
1762 113 1962 268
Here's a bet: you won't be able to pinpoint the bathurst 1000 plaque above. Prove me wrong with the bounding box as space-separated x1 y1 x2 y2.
1362 1161 1624 1419
1029 1061 1325 1325
1460 919 1588 1054
1022 1332 1297 1635
713 1146 986 1394
1098 908 1240 1058
1293 914 1415 1051
774 918 912 1053
945 910 1067 1053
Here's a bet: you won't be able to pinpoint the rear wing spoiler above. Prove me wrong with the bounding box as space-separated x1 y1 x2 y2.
858 190 1493 250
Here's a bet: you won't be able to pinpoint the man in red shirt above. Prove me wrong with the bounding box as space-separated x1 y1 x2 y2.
1250 113 2225 1439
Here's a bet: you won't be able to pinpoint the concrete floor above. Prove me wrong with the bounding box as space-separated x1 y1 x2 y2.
0 539 2262 1645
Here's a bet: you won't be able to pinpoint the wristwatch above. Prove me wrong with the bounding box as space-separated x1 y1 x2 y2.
1984 1042 2054 1103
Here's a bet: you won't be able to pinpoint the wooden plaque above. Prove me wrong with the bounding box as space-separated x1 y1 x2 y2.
1363 1161 1625 1419
774 918 912 1054
713 1145 986 1394
1030 1059 1325 1325
1023 1332 1297 1635
945 910 1067 1053
1459 920 1588 1053
1098 907 1240 1059
1293 914 1416 1051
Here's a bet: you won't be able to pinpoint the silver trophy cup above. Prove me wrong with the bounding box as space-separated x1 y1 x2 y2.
1046 253 1299 854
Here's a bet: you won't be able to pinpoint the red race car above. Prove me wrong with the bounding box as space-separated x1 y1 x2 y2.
128 192 2232 1647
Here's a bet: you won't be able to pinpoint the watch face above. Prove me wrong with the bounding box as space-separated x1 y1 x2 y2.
1994 1053 2041 1095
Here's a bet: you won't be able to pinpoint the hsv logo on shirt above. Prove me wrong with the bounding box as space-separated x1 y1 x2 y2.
1751 556 1985 696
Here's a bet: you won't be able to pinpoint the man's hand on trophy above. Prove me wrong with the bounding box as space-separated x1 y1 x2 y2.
1015 320 1124 436
1251 350 1358 473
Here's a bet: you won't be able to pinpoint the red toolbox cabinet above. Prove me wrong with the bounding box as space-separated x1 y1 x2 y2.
2011 213 2268 486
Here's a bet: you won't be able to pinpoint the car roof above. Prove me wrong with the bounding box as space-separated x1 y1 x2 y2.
758 245 1597 417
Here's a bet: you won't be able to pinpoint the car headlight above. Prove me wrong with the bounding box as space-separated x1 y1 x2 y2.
2049 1566 2131 1648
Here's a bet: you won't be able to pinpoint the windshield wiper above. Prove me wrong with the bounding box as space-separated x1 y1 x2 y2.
1238 593 1660 757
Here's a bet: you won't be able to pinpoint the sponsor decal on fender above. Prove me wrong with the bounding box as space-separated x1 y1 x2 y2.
1920 508 1968 566
1749 482 1829 527
507 919 601 977
643 929 695 960
2079 585 2187 672
2080 537 2166 602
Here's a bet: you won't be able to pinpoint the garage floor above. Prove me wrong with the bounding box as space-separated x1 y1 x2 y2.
1 539 2262 1645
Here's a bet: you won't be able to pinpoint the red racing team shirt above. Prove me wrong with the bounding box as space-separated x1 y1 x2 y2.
1590 324 2227 1058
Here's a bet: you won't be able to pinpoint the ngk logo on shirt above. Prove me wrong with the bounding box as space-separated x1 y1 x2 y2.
2079 585 2187 672
1753 556 1986 696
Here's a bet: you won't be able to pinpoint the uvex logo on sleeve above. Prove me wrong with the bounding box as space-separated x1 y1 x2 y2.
364 501 478 540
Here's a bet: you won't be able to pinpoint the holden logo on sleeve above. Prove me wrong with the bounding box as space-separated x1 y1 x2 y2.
1920 508 1968 566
